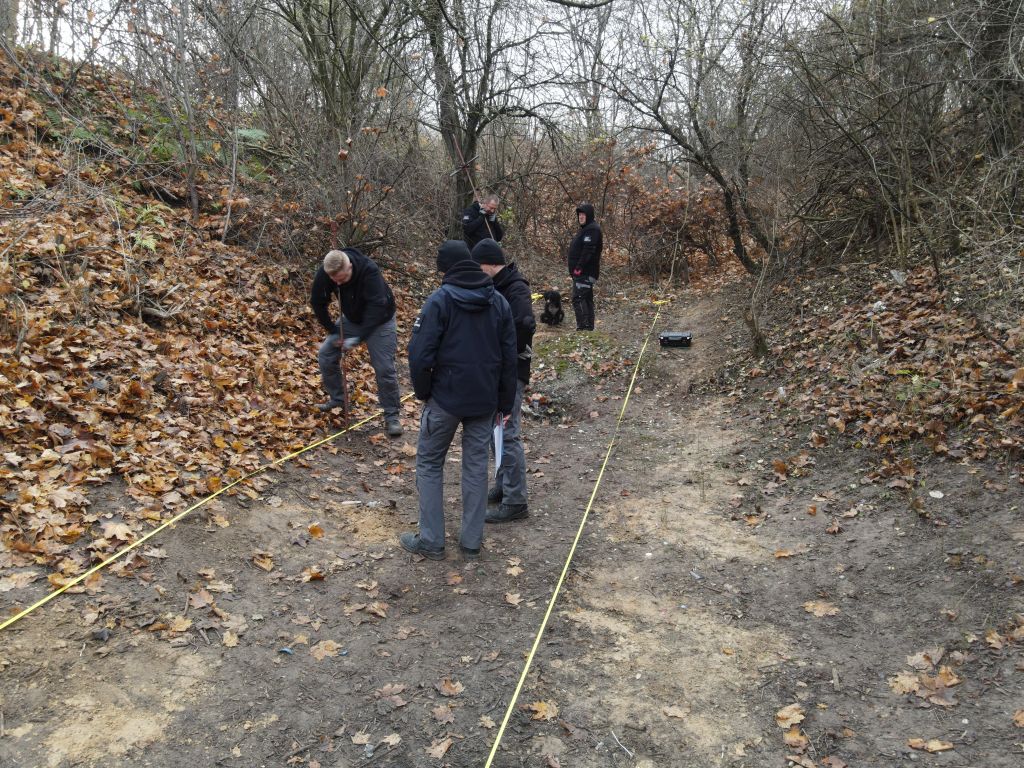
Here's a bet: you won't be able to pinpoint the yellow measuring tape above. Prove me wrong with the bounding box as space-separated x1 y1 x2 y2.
0 398 411 632
483 301 665 766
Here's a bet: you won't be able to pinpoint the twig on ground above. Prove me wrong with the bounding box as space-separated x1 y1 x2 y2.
610 730 634 758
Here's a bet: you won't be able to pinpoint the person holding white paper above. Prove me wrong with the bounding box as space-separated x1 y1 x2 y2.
472 238 536 524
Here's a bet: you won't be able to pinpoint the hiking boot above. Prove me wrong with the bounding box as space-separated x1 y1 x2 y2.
398 532 444 560
459 544 480 561
317 399 346 413
485 503 528 524
385 418 403 438
486 486 503 505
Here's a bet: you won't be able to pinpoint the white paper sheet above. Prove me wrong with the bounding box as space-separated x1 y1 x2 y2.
493 416 504 477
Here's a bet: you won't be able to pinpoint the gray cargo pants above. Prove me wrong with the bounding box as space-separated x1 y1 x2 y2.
318 315 401 420
494 378 527 505
415 399 493 552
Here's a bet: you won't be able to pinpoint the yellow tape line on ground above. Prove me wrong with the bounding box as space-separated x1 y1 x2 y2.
0 397 413 633
484 301 666 767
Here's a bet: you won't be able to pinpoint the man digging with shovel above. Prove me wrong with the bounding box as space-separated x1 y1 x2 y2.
311 248 403 437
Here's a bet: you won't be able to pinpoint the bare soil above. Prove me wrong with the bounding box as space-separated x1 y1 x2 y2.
1 280 1022 768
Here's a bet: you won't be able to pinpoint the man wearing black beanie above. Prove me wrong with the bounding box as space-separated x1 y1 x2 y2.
400 240 518 560
471 238 536 523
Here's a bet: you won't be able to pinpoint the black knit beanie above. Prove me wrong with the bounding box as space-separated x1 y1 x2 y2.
437 240 472 273
471 238 506 266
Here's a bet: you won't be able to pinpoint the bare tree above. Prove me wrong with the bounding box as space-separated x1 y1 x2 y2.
609 0 786 275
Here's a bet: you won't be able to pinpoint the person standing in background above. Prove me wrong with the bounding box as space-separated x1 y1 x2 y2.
567 202 602 331
462 193 504 251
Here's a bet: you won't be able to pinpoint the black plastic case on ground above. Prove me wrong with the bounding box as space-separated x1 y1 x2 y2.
658 331 693 348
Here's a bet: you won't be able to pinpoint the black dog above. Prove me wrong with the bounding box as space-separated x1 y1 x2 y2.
540 290 564 326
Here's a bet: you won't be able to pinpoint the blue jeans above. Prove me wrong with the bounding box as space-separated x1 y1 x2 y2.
317 315 400 420
415 400 492 551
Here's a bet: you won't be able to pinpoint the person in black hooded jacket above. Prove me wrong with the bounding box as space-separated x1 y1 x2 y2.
399 240 517 561
461 193 504 251
471 238 536 523
566 202 602 330
310 248 402 436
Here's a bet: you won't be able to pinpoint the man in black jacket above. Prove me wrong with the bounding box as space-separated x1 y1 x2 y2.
567 202 602 330
461 193 504 251
310 248 403 437
471 238 536 523
399 240 517 560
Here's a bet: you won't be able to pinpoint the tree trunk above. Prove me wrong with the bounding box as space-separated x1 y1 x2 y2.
2 0 19 47
721 188 759 274
421 0 473 239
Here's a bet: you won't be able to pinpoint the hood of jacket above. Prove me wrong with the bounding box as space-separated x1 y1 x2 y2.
491 261 528 291
576 202 595 225
441 260 495 311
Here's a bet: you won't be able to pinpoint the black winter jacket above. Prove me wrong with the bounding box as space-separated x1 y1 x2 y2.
567 203 602 281
408 261 517 418
491 263 536 384
310 249 396 337
462 202 504 251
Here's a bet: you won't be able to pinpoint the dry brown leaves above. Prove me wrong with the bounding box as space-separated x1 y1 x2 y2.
0 55 418 586
762 269 1024 473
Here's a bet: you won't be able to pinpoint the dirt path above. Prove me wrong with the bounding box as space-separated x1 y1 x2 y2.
1 282 1021 768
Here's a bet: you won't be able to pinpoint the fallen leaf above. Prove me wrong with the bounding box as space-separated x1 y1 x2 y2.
888 672 920 695
821 757 848 768
663 706 689 719
308 523 325 538
446 572 463 586
506 565 524 576
425 737 453 758
381 733 401 747
803 600 840 617
375 683 406 697
222 631 239 647
252 551 274 571
907 738 954 753
505 592 523 606
774 549 799 559
1013 709 1024 727
786 755 817 768
784 726 809 751
907 647 944 670
480 715 496 728
366 601 389 618
300 565 324 582
168 615 192 633
432 705 455 724
436 678 464 697
310 640 341 661
776 703 805 728
528 700 559 720
351 729 371 745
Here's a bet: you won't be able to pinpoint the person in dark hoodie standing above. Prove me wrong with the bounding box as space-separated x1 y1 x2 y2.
567 202 602 331
400 240 518 560
461 193 504 251
310 248 403 437
471 238 536 524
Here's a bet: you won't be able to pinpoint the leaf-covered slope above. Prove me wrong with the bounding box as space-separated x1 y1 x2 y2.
0 55 392 586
